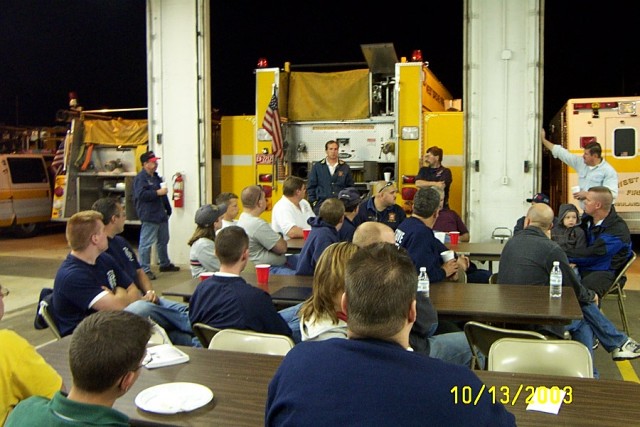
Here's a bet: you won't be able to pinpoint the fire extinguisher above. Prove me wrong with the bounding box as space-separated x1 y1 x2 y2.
172 173 184 208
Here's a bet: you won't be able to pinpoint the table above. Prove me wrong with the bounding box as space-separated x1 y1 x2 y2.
39 339 640 426
446 241 505 269
475 370 640 426
431 282 582 325
162 271 313 303
38 338 282 426
163 276 582 326
286 237 304 253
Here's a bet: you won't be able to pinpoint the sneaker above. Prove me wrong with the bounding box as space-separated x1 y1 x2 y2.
592 338 599 350
145 271 157 280
159 263 180 272
612 338 640 361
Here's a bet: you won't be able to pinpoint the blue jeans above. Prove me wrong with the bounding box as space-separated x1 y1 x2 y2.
428 331 476 368
126 298 196 346
139 221 171 273
278 303 302 343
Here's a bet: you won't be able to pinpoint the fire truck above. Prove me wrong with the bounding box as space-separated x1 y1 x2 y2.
545 97 640 234
220 43 464 220
50 107 149 224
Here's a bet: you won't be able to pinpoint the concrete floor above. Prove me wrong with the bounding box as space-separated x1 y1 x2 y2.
1 225 639 381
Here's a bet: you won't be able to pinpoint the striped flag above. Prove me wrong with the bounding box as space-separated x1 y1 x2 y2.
262 93 284 159
50 137 67 176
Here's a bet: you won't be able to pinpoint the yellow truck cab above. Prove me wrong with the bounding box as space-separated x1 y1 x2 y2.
0 154 53 237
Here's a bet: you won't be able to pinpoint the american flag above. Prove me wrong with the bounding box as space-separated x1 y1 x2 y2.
262 93 284 159
50 137 67 176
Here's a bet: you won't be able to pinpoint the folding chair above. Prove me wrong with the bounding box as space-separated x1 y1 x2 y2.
209 329 295 356
488 273 499 284
601 251 636 335
491 227 512 244
38 299 62 340
488 337 593 378
464 321 547 370
192 323 222 348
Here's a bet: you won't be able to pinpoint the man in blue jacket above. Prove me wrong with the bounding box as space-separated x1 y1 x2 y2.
295 198 344 275
567 186 633 297
133 151 179 280
307 140 353 214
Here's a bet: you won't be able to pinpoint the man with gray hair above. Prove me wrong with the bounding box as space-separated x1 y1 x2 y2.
266 243 515 426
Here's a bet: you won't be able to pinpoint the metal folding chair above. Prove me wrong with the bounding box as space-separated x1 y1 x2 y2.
601 251 636 335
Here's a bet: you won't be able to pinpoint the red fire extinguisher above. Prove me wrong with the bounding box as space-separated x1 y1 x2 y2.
172 173 184 208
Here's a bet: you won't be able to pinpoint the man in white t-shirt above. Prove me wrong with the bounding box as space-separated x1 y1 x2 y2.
215 192 240 231
271 176 315 240
237 185 295 274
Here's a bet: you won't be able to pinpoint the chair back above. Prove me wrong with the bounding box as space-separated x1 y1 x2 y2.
601 251 636 335
488 273 499 284
209 329 295 356
464 321 546 370
488 337 593 378
38 299 62 340
192 323 222 348
491 227 512 243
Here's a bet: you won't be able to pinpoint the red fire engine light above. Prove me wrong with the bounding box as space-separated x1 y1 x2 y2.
257 57 269 68
411 50 423 62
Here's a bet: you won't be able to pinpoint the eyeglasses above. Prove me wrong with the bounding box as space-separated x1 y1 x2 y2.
0 286 9 297
378 182 393 193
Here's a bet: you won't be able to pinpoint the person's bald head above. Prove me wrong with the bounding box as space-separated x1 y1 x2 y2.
353 222 396 248
525 203 555 231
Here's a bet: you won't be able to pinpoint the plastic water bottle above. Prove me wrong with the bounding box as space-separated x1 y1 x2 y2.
418 267 430 297
549 261 562 298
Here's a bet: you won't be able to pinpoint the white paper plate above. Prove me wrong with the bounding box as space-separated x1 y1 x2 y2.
135 382 213 414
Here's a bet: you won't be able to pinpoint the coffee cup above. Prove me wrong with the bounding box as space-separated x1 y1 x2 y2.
384 172 392 182
199 272 214 282
255 264 271 284
571 185 580 195
434 232 446 244
160 182 167 189
440 250 456 263
303 229 311 240
449 231 460 245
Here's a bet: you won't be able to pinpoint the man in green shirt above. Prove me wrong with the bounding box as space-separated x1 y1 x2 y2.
6 311 151 426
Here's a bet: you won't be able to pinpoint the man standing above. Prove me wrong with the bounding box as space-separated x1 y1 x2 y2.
307 140 354 214
567 186 633 297
542 129 618 207
266 243 515 426
236 185 293 274
416 146 453 208
133 151 179 280
6 311 151 427
498 203 640 371
353 180 406 231
271 176 315 240
189 226 292 338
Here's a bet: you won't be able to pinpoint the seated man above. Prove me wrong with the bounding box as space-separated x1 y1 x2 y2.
353 180 406 231
271 176 315 240
395 187 470 283
237 185 294 274
337 187 362 242
295 198 344 276
266 243 515 426
215 192 240 231
1 284 62 425
567 186 633 297
52 210 195 346
189 226 293 339
499 203 640 377
6 311 151 426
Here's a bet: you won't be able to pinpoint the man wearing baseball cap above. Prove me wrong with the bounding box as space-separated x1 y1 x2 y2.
337 187 363 242
188 203 227 278
514 192 555 235
133 151 179 280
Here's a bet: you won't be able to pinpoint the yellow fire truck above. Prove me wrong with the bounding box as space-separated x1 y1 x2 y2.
545 97 640 234
220 43 463 220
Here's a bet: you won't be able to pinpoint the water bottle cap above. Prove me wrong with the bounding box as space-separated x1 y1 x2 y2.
553 261 560 265
419 267 426 271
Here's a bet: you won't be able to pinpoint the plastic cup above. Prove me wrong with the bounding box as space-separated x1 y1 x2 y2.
440 250 456 263
160 182 167 189
303 229 311 240
199 272 214 282
571 185 580 194
384 172 392 182
434 232 446 244
255 264 271 284
449 231 460 245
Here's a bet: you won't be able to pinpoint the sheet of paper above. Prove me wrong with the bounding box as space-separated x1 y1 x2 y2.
526 386 566 414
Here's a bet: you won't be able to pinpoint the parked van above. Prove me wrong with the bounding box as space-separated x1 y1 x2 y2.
0 154 53 237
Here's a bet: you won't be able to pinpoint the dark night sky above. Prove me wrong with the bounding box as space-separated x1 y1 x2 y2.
1 1 639 128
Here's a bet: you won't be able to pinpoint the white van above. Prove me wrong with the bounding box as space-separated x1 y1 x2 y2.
0 154 52 237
